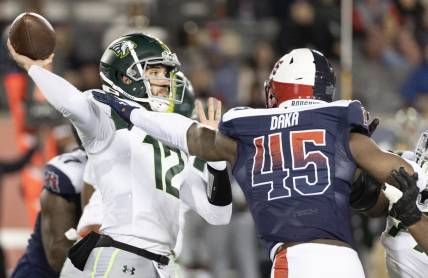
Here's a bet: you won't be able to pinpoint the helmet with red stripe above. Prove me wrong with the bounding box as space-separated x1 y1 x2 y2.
264 48 335 108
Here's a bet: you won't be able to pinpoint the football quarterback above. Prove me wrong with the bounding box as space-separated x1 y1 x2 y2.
8 33 232 278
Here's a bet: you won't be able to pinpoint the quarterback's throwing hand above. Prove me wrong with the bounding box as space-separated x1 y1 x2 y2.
7 39 53 71
387 167 422 227
92 91 139 128
195 97 222 130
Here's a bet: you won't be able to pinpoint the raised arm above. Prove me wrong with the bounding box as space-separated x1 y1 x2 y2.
7 40 109 151
349 133 414 217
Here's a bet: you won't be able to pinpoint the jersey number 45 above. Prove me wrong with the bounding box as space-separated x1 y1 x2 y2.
252 129 331 201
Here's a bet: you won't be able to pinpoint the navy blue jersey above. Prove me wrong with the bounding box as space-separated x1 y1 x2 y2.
12 149 87 277
219 100 369 252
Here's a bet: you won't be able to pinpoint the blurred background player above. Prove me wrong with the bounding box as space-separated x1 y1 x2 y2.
11 139 87 277
0 146 37 278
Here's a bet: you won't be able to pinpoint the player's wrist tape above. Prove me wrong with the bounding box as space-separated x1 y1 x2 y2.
130 109 196 154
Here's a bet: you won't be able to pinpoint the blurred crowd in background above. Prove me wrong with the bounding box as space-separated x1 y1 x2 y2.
0 0 427 277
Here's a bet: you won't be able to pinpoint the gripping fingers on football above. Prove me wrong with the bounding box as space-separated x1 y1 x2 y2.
7 39 54 70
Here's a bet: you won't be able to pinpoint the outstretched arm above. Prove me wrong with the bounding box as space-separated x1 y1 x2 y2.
93 92 238 164
187 99 237 164
349 133 415 218
349 133 414 185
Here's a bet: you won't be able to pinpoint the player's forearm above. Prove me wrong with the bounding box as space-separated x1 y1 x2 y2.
28 65 92 126
189 125 221 160
408 215 428 254
349 133 414 185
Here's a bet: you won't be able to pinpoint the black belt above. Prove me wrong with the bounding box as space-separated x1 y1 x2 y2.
95 235 169 265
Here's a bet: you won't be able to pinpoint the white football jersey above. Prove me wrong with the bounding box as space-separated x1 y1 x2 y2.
381 156 428 278
81 91 230 256
77 189 103 234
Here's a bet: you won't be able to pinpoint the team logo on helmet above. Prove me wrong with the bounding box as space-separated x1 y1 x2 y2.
110 40 137 59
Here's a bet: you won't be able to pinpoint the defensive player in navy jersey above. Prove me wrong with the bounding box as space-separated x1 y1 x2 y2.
91 48 419 277
34 48 417 277
11 147 87 278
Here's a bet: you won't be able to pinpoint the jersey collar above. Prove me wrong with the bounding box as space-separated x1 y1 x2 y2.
278 99 327 109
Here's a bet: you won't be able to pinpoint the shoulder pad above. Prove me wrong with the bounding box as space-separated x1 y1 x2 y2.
222 106 254 122
220 107 269 139
44 150 87 196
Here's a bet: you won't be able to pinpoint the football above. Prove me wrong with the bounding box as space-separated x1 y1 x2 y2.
9 12 55 60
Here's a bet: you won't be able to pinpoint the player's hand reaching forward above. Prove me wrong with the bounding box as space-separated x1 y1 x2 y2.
195 97 222 130
7 39 53 71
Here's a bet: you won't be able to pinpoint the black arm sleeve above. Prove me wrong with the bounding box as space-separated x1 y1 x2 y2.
207 165 232 206
350 170 382 211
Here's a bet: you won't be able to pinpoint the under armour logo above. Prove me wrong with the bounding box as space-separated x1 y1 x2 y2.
122 265 135 275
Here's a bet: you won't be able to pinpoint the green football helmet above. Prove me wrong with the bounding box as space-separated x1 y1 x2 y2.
99 33 185 112
172 72 195 118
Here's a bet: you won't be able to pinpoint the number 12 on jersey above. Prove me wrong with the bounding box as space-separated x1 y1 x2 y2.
252 129 331 201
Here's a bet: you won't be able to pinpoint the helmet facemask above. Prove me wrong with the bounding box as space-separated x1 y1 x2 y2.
122 54 185 112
